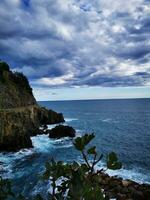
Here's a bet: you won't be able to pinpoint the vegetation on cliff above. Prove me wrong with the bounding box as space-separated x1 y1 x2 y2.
0 61 36 109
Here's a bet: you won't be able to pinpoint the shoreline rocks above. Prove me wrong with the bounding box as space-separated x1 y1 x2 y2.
0 105 65 151
98 172 150 200
48 125 76 139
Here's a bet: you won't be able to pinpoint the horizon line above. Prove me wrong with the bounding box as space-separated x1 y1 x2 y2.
37 97 150 102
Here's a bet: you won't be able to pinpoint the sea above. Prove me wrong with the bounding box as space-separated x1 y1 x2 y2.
0 98 150 198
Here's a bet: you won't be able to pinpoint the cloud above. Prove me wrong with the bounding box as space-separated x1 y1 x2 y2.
32 73 74 86
0 0 149 89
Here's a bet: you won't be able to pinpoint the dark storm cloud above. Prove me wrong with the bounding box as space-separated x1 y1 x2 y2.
0 0 149 88
117 45 150 60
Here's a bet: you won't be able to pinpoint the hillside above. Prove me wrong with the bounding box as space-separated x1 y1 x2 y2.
0 61 36 109
0 61 64 151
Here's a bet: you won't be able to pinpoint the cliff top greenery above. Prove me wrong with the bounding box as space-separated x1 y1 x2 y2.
0 61 36 109
0 61 10 72
0 61 30 89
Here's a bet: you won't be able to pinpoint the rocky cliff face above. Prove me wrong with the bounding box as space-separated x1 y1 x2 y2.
0 61 64 151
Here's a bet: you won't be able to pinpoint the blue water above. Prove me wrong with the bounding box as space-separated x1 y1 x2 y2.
0 98 150 198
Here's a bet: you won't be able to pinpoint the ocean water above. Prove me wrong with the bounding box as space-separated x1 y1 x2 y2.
0 98 150 198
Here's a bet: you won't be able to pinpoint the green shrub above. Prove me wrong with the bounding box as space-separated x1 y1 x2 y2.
0 61 10 72
0 61 9 83
0 176 14 200
42 133 122 200
10 72 32 94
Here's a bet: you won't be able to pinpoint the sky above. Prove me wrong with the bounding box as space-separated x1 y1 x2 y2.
0 0 150 100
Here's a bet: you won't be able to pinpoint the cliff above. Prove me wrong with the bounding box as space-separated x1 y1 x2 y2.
0 61 36 109
0 61 64 151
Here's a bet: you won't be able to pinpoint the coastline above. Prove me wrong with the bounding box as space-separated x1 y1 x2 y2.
97 171 150 199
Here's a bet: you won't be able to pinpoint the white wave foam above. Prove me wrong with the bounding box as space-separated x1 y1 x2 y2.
95 162 150 184
75 130 82 137
0 148 34 178
101 118 112 122
0 134 74 179
47 124 59 130
31 134 54 152
107 168 150 184
100 118 119 124
31 133 76 152
65 118 78 122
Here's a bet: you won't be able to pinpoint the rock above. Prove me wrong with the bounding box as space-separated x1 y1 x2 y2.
38 107 65 125
0 106 36 151
122 180 131 187
132 190 144 200
0 105 65 151
116 193 127 200
97 172 150 200
48 125 76 139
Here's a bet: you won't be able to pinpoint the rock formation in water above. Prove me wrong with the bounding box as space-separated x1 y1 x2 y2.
48 125 76 139
0 61 64 151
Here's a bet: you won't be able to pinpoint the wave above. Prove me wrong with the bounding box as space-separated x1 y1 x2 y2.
31 128 83 150
65 118 78 122
32 125 83 152
0 148 33 179
1 127 149 192
100 118 119 123
0 127 82 168
107 168 150 184
47 124 58 129
96 162 150 184
31 134 55 152
0 137 73 180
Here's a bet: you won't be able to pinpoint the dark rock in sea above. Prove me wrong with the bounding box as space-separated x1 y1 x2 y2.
48 125 76 139
0 61 65 151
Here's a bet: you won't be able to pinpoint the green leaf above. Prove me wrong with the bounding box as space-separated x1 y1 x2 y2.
0 176 15 200
73 134 95 151
73 137 84 151
80 164 89 173
107 152 122 170
82 133 95 146
17 194 26 200
72 161 79 169
83 185 104 200
87 146 96 155
33 194 43 200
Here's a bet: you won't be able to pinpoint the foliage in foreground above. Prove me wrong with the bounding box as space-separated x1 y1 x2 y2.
0 176 14 199
0 134 122 200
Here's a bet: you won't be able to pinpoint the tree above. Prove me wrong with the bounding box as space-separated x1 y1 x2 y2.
0 61 10 73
